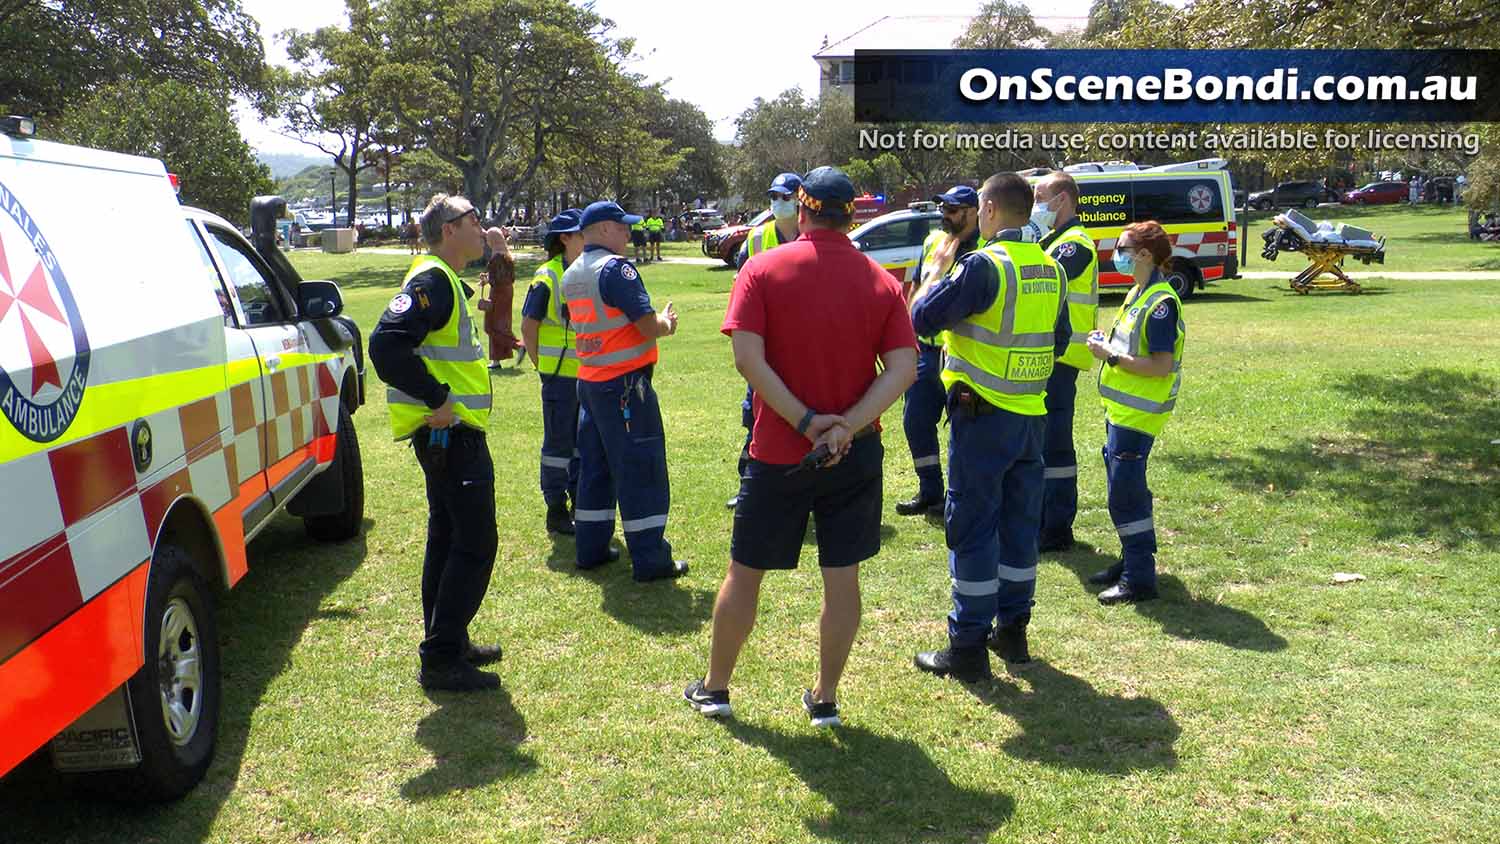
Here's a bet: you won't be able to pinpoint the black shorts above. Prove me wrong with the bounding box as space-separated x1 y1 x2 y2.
648 231 663 243
731 436 884 570
631 230 647 246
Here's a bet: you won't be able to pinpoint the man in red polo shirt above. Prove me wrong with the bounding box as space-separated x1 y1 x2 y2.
683 166 918 727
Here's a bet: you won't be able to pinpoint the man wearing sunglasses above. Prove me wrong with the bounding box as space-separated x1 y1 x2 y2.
896 185 980 519
370 193 510 692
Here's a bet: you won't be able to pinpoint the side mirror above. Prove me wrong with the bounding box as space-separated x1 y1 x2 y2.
852 240 865 251
298 279 343 319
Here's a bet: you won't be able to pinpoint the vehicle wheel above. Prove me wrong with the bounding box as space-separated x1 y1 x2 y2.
1256 199 1272 211
1165 263 1198 300
304 403 365 542
1303 198 1318 209
119 542 220 801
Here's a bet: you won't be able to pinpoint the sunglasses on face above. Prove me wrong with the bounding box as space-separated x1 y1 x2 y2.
444 207 479 226
942 204 968 214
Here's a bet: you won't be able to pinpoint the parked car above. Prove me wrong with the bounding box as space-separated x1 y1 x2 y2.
702 209 772 265
1247 180 1337 211
681 209 727 233
1342 181 1408 205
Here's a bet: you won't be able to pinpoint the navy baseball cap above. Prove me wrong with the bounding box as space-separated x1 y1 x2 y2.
797 166 855 218
767 172 803 198
579 201 642 228
934 185 978 207
543 208 582 248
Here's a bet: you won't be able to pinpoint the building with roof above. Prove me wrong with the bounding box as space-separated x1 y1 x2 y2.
813 14 1087 96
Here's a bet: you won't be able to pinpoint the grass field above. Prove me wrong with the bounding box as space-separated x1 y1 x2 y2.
3 220 1498 843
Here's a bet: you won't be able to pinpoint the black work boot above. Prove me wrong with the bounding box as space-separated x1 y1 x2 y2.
913 644 992 682
1088 561 1125 586
546 498 574 535
895 493 943 516
987 613 1031 664
418 660 500 692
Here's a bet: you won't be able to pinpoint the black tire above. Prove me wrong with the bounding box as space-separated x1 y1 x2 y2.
1164 262 1197 300
116 543 220 801
304 403 364 542
1256 199 1272 211
1303 197 1317 209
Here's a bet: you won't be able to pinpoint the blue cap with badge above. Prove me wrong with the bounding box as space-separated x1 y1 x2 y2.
543 208 582 248
579 201 642 228
796 166 856 218
767 172 803 199
934 185 978 207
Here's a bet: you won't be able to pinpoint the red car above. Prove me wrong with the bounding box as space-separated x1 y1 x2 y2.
1343 181 1408 205
702 209 772 265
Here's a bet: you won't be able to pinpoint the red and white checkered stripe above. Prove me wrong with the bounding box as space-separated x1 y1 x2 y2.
1097 230 1232 285
0 356 344 665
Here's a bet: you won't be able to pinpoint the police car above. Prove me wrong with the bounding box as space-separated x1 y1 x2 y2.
0 120 366 799
848 202 942 283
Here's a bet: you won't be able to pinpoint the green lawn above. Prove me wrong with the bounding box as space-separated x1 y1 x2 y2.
1238 203 1500 274
3 245 1497 843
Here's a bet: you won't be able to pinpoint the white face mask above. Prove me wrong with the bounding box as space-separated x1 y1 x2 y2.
771 198 798 220
1029 198 1059 233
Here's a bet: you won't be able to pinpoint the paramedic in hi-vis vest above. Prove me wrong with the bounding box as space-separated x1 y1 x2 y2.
1084 221 1184 606
1032 172 1099 552
896 184 980 518
520 208 584 536
727 172 801 510
908 173 1070 682
369 193 506 692
563 201 689 582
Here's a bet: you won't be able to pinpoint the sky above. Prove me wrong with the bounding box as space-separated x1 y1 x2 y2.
237 0 1096 156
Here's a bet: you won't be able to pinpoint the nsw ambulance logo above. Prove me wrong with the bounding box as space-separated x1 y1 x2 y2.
0 180 90 442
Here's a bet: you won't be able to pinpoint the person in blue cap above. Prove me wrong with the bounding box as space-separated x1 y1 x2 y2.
520 208 585 535
896 184 981 518
727 172 803 510
561 201 688 581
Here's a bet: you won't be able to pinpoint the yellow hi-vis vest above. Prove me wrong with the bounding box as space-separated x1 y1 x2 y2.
745 221 785 259
917 230 957 344
533 255 579 379
1047 223 1100 371
386 256 492 439
939 240 1066 416
646 216 664 232
1098 279 1184 437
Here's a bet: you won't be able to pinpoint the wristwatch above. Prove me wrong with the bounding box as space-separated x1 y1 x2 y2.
1106 354 1120 367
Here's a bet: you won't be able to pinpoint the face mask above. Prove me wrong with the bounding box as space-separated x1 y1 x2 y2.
1112 249 1135 275
771 198 798 219
1029 200 1058 233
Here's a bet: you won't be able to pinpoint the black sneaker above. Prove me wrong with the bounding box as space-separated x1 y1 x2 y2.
418 661 501 692
683 679 731 718
802 689 841 727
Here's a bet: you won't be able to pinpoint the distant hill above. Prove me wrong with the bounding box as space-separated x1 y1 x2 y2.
257 151 328 180
275 163 396 208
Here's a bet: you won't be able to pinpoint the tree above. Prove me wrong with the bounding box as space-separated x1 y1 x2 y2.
281 0 388 228
640 90 728 204
731 89 819 197
0 0 269 120
370 0 630 219
55 80 272 224
953 0 1050 49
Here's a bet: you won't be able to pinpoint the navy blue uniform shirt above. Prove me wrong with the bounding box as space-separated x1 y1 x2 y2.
582 245 655 320
911 229 1071 358
521 258 570 322
1039 217 1095 283
368 266 472 409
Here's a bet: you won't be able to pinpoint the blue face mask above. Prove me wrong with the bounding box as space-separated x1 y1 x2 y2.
1112 249 1135 275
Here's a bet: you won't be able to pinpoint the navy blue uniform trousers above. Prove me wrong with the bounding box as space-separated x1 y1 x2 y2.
412 426 497 665
538 374 579 506
1103 421 1158 589
575 368 674 576
1040 364 1080 537
902 341 946 501
945 403 1045 648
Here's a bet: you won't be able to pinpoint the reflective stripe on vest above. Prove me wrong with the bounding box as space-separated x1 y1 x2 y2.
561 250 658 381
387 256 492 439
939 241 1065 416
745 222 781 258
534 256 579 378
1047 224 1100 371
1097 279 1185 437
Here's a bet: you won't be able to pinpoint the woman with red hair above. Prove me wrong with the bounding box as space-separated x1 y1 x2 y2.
1084 221 1185 605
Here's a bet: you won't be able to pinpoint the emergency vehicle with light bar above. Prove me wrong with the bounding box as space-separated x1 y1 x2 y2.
0 122 367 799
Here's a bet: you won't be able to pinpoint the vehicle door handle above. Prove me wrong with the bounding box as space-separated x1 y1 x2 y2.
265 356 281 371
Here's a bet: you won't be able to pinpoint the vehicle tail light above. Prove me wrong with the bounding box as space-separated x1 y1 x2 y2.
168 173 181 194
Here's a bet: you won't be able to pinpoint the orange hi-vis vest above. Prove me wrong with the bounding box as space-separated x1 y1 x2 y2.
560 249 659 382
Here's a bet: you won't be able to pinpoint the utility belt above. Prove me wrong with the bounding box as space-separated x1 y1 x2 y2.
947 383 997 417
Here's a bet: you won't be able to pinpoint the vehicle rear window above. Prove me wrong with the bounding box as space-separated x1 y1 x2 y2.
1132 179 1223 226
858 218 932 251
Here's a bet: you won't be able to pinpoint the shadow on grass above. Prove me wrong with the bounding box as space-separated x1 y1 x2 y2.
967 660 1179 774
725 720 1013 843
1049 544 1288 652
1182 291 1274 304
1175 368 1500 547
400 685 536 801
543 533 713 635
0 516 373 842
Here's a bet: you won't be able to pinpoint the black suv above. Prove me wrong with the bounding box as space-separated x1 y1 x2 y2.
1248 180 1337 211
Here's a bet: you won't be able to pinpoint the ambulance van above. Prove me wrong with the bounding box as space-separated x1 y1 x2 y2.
0 121 367 799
